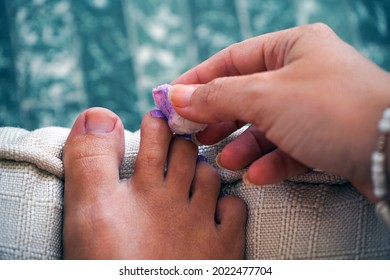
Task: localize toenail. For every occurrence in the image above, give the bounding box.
[197,155,208,163]
[150,109,167,120]
[85,108,117,133]
[176,134,192,141]
[176,134,204,146]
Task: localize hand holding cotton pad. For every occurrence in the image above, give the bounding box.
[152,84,208,134]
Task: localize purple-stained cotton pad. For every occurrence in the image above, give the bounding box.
[152,84,208,134]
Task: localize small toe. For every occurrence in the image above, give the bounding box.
[216,196,247,258]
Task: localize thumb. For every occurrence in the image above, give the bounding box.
[169,75,274,126]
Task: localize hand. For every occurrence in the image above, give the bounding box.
[169,23,390,202]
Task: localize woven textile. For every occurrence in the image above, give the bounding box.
[0,126,389,259]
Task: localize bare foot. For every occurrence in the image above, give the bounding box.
[62,107,247,259]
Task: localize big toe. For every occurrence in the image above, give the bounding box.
[63,107,125,207]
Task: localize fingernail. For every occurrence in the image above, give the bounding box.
[168,84,196,107]
[215,153,224,168]
[243,172,255,186]
[85,108,116,133]
[197,155,208,163]
[150,109,167,120]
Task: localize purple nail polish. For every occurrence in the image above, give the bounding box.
[150,109,167,120]
[152,84,208,134]
[176,134,192,141]
[197,155,208,163]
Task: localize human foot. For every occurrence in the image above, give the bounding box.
[62,107,247,259]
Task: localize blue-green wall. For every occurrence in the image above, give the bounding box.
[1,0,389,131]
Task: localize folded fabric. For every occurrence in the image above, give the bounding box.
[0,126,389,259]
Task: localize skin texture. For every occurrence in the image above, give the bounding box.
[170,23,390,203]
[62,107,247,259]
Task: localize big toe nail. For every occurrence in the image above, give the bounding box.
[63,107,125,204]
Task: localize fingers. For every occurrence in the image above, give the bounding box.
[214,127,307,185]
[169,24,338,128]
[172,36,267,85]
[195,121,246,145]
[243,149,310,186]
[63,107,125,206]
[169,27,301,126]
[169,74,276,127]
[172,24,335,86]
[217,126,275,171]
[132,110,173,186]
[172,28,292,85]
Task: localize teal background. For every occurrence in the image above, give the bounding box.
[1,0,389,132]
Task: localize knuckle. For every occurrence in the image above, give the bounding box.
[84,139,110,158]
[73,152,115,171]
[303,22,335,37]
[64,134,121,178]
[198,77,227,107]
[65,135,109,162]
[310,22,333,32]
[139,148,165,168]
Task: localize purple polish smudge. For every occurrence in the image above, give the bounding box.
[152,84,208,134]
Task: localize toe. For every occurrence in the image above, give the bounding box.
[216,196,247,227]
[216,196,247,258]
[166,136,198,196]
[132,110,172,187]
[190,161,221,217]
[63,107,125,206]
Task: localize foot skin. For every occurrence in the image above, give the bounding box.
[62,107,247,259]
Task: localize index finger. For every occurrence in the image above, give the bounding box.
[171,27,299,85]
